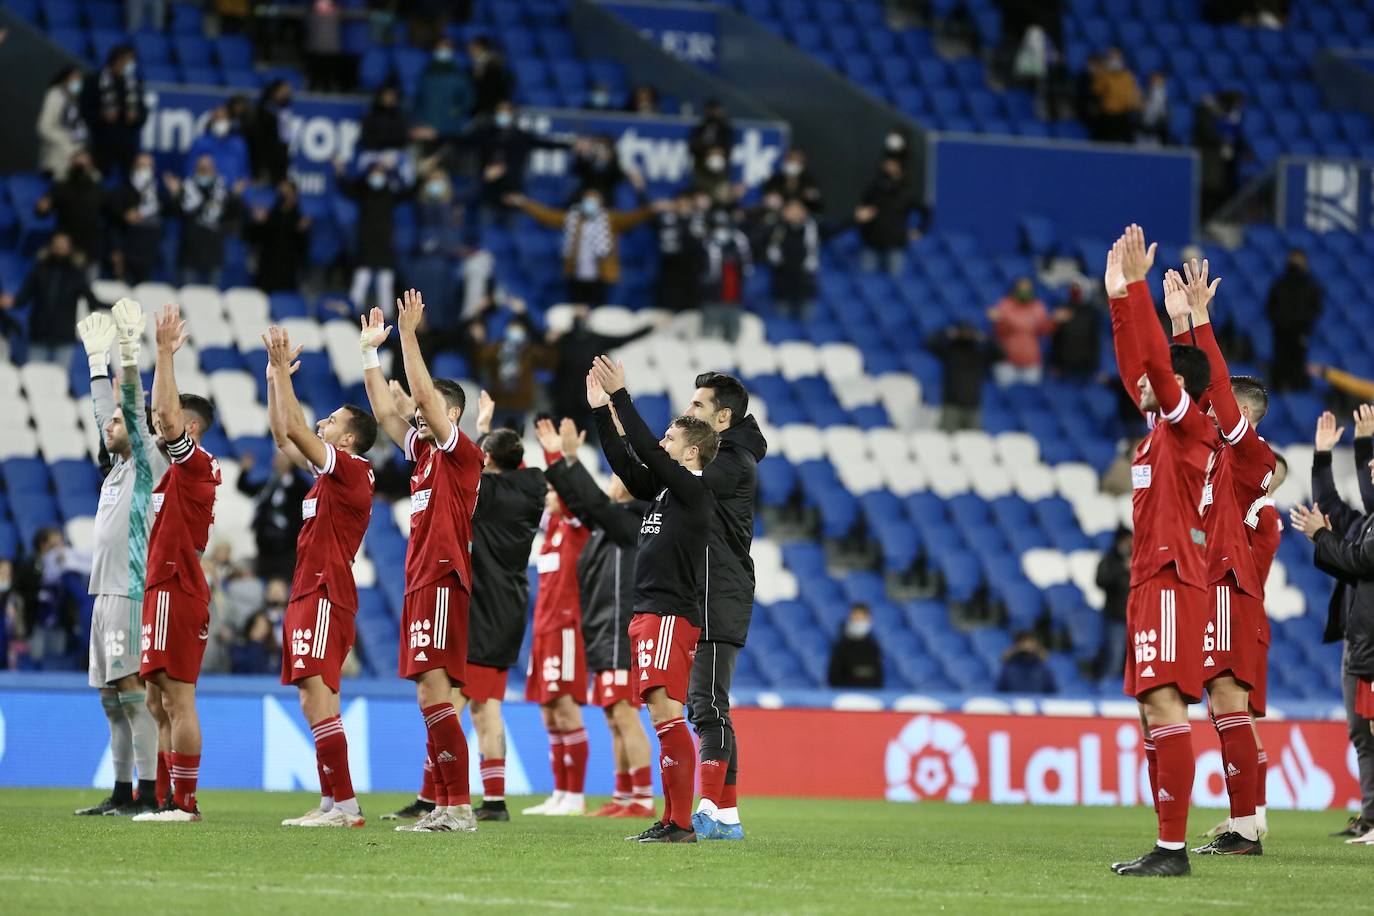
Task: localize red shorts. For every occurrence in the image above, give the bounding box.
[629,613,701,704]
[1122,566,1206,703]
[589,669,640,708]
[280,591,356,694]
[139,583,210,684]
[398,573,469,685]
[525,625,588,704]
[461,662,509,703]
[1357,679,1374,719]
[1202,579,1269,701]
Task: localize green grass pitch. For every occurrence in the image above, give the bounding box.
[1,790,1370,914]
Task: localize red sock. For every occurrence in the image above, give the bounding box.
[1215,712,1257,818]
[1256,749,1268,807]
[316,760,333,801]
[699,758,727,807]
[1150,723,1194,844]
[419,753,436,804]
[563,728,589,794]
[156,751,171,807]
[480,757,506,802]
[720,781,737,809]
[655,717,695,830]
[614,770,632,803]
[423,704,470,806]
[1143,739,1159,814]
[312,715,355,804]
[426,739,448,807]
[169,751,200,811]
[549,729,567,793]
[630,766,654,806]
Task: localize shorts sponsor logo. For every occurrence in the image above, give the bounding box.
[541,654,563,687]
[409,618,432,649]
[1132,628,1159,664]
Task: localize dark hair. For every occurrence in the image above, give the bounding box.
[671,415,720,466]
[1169,344,1211,400]
[341,404,378,454]
[107,44,133,66]
[32,526,60,554]
[850,602,871,615]
[469,35,492,51]
[180,393,216,434]
[433,379,466,416]
[52,65,82,87]
[1013,629,1037,643]
[693,372,749,426]
[1230,375,1269,424]
[482,428,525,471]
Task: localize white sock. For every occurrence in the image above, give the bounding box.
[335,797,360,815]
[716,806,741,825]
[1232,814,1259,841]
[696,798,719,817]
[319,795,335,813]
[1157,840,1185,851]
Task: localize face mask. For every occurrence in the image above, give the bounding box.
[122,61,137,78]
[211,119,230,137]
[783,160,802,177]
[67,78,82,94]
[494,112,512,128]
[707,155,726,172]
[196,174,214,187]
[367,172,386,190]
[426,179,447,198]
[505,324,527,344]
[713,228,730,243]
[132,167,152,186]
[886,133,904,151]
[845,620,872,640]
[434,48,453,62]
[590,91,610,108]
[580,197,599,215]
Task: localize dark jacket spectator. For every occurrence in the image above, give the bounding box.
[239,452,311,581]
[468,37,514,117]
[1095,527,1132,677]
[35,150,106,265]
[1049,284,1101,379]
[761,149,823,212]
[626,84,660,115]
[1194,90,1246,218]
[996,631,1057,694]
[764,199,820,319]
[37,67,89,180]
[410,168,481,329]
[688,99,735,166]
[828,604,884,688]
[169,156,244,285]
[247,181,310,292]
[415,38,474,140]
[81,45,146,177]
[229,611,280,675]
[927,322,997,431]
[692,146,737,208]
[9,233,102,349]
[341,161,413,271]
[654,195,706,312]
[106,152,168,285]
[359,86,412,155]
[249,80,293,184]
[469,103,570,209]
[186,107,252,187]
[856,156,919,273]
[1266,249,1323,392]
[570,135,642,202]
[548,305,655,435]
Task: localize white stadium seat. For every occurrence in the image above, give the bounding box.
[969,463,1013,499]
[392,499,412,536]
[778,424,824,463]
[1052,463,1100,501]
[836,459,884,494]
[910,430,953,466]
[926,462,970,498]
[279,318,324,352]
[1072,492,1121,536]
[735,339,780,377]
[0,427,38,458]
[1021,548,1069,589]
[222,287,270,321]
[776,341,821,380]
[92,279,133,304]
[1011,464,1056,501]
[818,342,864,382]
[994,431,1040,468]
[65,516,96,553]
[951,429,996,468]
[687,339,736,374]
[1067,550,1106,609]
[323,319,365,386]
[877,373,921,428]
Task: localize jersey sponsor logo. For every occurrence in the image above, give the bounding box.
[536,552,561,574]
[639,511,663,536]
[151,493,165,513]
[100,486,121,507]
[411,488,432,513]
[884,715,979,803]
[1131,466,1152,489]
[302,497,318,520]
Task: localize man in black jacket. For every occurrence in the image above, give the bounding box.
[81,45,146,179]
[682,372,768,841]
[1292,409,1374,838]
[547,305,655,439]
[1265,250,1323,392]
[544,417,656,819]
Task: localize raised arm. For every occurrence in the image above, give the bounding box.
[263,325,322,471]
[1354,405,1374,514]
[1118,226,1186,418]
[152,304,189,441]
[1105,244,1144,410]
[77,311,118,435]
[111,298,159,471]
[359,307,412,448]
[1312,411,1362,536]
[396,289,458,450]
[546,458,642,547]
[593,356,708,507]
[1177,260,1249,441]
[588,370,657,500]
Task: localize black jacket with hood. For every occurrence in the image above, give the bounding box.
[700,415,768,646]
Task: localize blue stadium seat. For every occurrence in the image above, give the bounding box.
[216,35,255,70]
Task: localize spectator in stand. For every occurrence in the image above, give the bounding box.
[246,180,310,292]
[506,187,653,308]
[186,107,251,187]
[1100,436,1142,496]
[987,277,1054,386]
[1095,527,1132,679]
[249,79,293,184]
[1088,47,1141,143]
[9,527,76,665]
[1194,90,1246,218]
[125,0,166,31]
[688,98,734,168]
[545,303,657,437]
[201,541,265,673]
[692,145,739,208]
[469,101,569,224]
[855,154,919,276]
[410,164,492,328]
[36,67,88,180]
[7,232,104,365]
[229,611,280,675]
[762,149,822,213]
[586,81,617,111]
[570,135,644,202]
[996,631,1057,694]
[927,321,996,432]
[1048,282,1100,380]
[0,559,13,668]
[700,209,753,342]
[654,192,706,313]
[468,36,514,119]
[339,157,413,316]
[414,36,473,154]
[106,152,168,285]
[827,604,884,689]
[359,85,413,159]
[166,155,244,287]
[1266,249,1323,392]
[1138,72,1171,146]
[35,150,106,271]
[304,0,348,93]
[626,84,660,115]
[467,299,553,432]
[238,450,311,581]
[765,198,820,321]
[225,93,253,135]
[81,44,146,179]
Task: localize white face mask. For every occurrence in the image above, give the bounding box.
[67,78,82,95]
[132,167,153,186]
[845,619,873,640]
[211,119,230,137]
[886,133,904,151]
[783,160,802,177]
[494,112,512,128]
[707,155,726,172]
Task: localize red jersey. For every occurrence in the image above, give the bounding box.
[532,510,590,635]
[290,443,375,612]
[146,433,221,602]
[404,424,482,595]
[1245,499,1283,588]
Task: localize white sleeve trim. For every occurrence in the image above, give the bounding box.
[1160,390,1191,425]
[166,432,195,464]
[1223,414,1249,445]
[404,426,419,462]
[312,443,337,477]
[436,421,459,453]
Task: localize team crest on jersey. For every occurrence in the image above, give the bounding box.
[1191,528,1206,546]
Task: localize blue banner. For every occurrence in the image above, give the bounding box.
[1278,157,1366,233]
[930,135,1198,250]
[140,86,787,201]
[601,1,722,71]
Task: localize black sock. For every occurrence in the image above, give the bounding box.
[113,781,134,803]
[481,799,507,810]
[137,779,157,802]
[416,799,436,811]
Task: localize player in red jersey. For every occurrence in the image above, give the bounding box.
[1160,260,1275,856]
[263,325,378,829]
[132,305,222,823]
[522,419,593,816]
[362,291,483,834]
[1105,227,1218,877]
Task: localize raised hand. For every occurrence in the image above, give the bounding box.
[1104,244,1127,300]
[591,354,627,395]
[586,371,609,409]
[1356,404,1374,439]
[77,312,116,357]
[1162,269,1189,322]
[112,297,146,344]
[154,303,188,353]
[559,417,585,458]
[1182,258,1220,314]
[1118,224,1157,284]
[534,417,561,454]
[388,379,416,419]
[1315,411,1346,452]
[261,325,302,375]
[476,389,495,435]
[359,307,391,350]
[1289,504,1331,541]
[395,288,425,335]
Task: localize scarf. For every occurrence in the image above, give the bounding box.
[182,177,228,229]
[563,209,611,280]
[131,171,161,223]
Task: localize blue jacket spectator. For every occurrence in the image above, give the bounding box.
[996,631,1058,694]
[415,38,473,141]
[186,108,251,187]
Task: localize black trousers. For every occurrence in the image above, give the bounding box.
[688,640,739,789]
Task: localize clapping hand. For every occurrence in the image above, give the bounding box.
[586,371,609,409]
[1354,404,1374,439]
[359,307,391,350]
[1162,269,1189,323]
[1182,258,1220,314]
[559,418,585,459]
[534,417,561,454]
[1290,504,1332,541]
[261,325,303,376]
[590,354,626,396]
[1314,411,1346,452]
[1103,243,1127,300]
[476,389,495,435]
[388,380,416,419]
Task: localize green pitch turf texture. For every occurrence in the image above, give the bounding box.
[2,790,1370,914]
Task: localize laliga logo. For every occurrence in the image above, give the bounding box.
[885,715,979,803]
